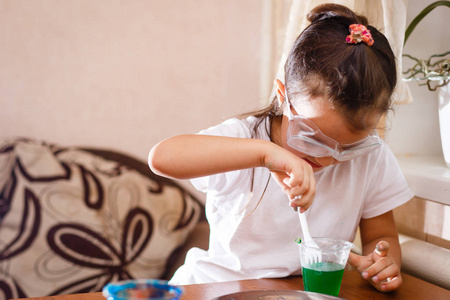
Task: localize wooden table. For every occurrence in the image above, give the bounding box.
[11,270,450,300]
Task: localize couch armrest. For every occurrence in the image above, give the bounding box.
[399,234,450,290]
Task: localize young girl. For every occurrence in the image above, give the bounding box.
[149,3,413,293]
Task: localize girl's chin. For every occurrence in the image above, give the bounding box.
[288,147,324,170]
[305,159,322,170]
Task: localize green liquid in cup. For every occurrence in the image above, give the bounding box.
[302,261,345,297]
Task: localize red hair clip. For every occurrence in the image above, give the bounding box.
[346,24,374,46]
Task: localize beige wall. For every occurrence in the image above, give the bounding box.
[3,0,447,161]
[1,0,263,161]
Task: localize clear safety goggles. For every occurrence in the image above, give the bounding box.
[284,94,382,161]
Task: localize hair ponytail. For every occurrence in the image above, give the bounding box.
[307,3,365,25]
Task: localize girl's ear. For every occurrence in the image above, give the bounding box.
[274,79,286,106]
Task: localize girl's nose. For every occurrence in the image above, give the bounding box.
[315,156,336,167]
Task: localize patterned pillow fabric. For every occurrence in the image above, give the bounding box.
[0,138,203,299]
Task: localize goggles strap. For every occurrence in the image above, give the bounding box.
[284,92,295,121]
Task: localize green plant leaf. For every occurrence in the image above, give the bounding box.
[404,1,450,45]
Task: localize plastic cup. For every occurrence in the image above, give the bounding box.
[298,238,354,297]
[102,279,183,300]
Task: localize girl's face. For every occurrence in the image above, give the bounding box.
[279,95,382,172]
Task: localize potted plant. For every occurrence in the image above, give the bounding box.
[402,1,450,167]
[402,0,449,91]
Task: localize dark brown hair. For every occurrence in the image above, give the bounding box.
[248,3,397,137]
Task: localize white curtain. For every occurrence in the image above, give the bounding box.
[259,0,412,106]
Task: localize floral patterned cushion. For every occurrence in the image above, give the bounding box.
[0,138,203,299]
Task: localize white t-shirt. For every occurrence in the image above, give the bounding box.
[169,116,413,285]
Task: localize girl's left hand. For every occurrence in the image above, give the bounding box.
[347,241,402,292]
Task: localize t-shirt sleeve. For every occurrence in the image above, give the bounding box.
[361,143,414,219]
[189,118,254,194]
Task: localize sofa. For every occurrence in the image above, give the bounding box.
[0,138,209,299]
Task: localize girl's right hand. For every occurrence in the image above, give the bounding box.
[264,148,316,212]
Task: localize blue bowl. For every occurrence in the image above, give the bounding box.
[103,279,183,300]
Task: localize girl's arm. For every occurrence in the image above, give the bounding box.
[348,211,403,292]
[149,134,276,179]
[360,210,401,267]
[148,134,315,211]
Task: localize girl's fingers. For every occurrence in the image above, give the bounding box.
[379,274,403,292]
[374,241,389,256]
[271,171,289,188]
[287,169,314,197]
[283,170,311,198]
[362,256,391,280]
[272,157,315,211]
[283,169,306,188]
[283,159,312,187]
[362,241,391,278]
[289,175,315,211]
[362,260,402,292]
[347,252,363,271]
[289,195,309,210]
[347,241,401,293]
[368,262,400,284]
[301,179,316,211]
[288,182,310,198]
